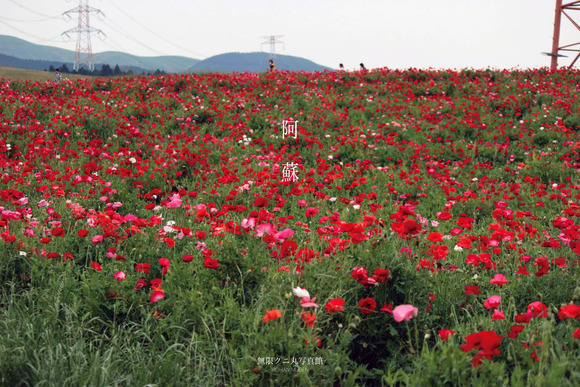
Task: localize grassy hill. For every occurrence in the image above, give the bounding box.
[0,66,92,82]
[0,35,200,73]
[189,52,334,73]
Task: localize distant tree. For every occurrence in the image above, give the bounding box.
[101,64,113,77]
[60,64,70,73]
[113,64,121,76]
[48,65,55,72]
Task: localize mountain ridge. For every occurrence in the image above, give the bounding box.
[0,35,334,74]
[0,35,199,73]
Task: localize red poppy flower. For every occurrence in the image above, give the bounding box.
[371,268,390,283]
[514,313,532,323]
[135,278,147,290]
[438,329,455,341]
[253,197,269,207]
[51,227,65,237]
[78,229,89,238]
[461,330,503,367]
[305,207,320,218]
[436,212,452,221]
[182,254,194,262]
[358,297,377,314]
[507,325,525,339]
[515,265,530,275]
[90,262,102,271]
[301,312,316,328]
[465,285,482,295]
[165,237,175,248]
[325,298,345,313]
[262,309,282,322]
[427,232,444,242]
[380,302,393,315]
[135,263,150,273]
[558,304,580,320]
[527,301,548,318]
[204,258,220,269]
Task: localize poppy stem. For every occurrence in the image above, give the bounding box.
[406,321,414,354]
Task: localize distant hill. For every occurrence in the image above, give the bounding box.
[0,35,200,73]
[0,53,150,75]
[189,52,333,73]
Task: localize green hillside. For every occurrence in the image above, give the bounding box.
[189,52,333,73]
[0,35,200,73]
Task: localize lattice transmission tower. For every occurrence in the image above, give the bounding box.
[261,35,284,67]
[547,0,580,69]
[62,0,105,71]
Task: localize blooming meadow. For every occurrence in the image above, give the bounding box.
[0,68,579,385]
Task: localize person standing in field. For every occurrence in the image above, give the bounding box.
[55,68,62,83]
[269,59,275,72]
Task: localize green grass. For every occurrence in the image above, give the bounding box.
[0,66,92,82]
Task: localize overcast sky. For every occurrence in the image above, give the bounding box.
[0,0,576,70]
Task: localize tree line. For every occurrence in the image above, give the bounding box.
[46,64,166,77]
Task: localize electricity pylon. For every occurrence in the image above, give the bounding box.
[261,35,284,67]
[62,0,105,71]
[547,0,580,69]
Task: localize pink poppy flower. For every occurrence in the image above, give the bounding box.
[491,309,505,321]
[241,217,256,230]
[256,223,275,237]
[151,291,166,303]
[484,295,501,310]
[393,304,418,322]
[166,194,182,209]
[275,228,294,241]
[300,296,319,308]
[92,235,103,244]
[490,274,508,287]
[114,271,126,281]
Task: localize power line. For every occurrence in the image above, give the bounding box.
[0,15,60,23]
[103,0,206,58]
[100,18,164,56]
[0,18,63,44]
[8,0,61,20]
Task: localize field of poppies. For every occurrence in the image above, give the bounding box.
[0,67,579,386]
